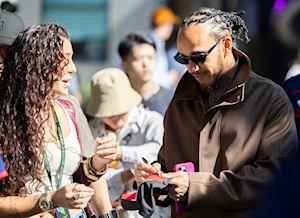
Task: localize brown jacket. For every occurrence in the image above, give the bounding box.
[158,48,298,218]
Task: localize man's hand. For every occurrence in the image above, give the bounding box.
[134,161,161,186]
[164,171,190,202]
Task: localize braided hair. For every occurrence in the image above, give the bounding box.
[182,7,250,43]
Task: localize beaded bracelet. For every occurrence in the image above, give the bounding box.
[83,156,108,181]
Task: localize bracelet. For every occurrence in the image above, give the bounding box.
[88,156,108,175]
[99,209,119,218]
[83,156,108,181]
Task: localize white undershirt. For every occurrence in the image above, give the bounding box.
[21,101,81,195]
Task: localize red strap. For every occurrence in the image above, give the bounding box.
[57,99,95,218]
[57,99,83,161]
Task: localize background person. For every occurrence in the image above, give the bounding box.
[166,27,186,79]
[0,9,24,180]
[0,9,24,73]
[284,50,300,81]
[147,6,181,90]
[118,31,173,116]
[134,7,297,218]
[86,68,164,218]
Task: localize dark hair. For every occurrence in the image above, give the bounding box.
[118,32,156,60]
[182,7,250,43]
[0,23,69,195]
[1,1,17,12]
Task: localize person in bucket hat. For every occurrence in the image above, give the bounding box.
[87,67,164,218]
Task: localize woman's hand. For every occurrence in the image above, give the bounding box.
[51,183,94,209]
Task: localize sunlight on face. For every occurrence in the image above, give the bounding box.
[52,37,77,96]
[122,43,155,84]
[177,25,225,86]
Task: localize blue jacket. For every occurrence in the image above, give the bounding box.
[282,74,300,139]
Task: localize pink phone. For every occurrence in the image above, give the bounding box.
[174,162,195,213]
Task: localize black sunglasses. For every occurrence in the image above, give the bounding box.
[174,36,225,65]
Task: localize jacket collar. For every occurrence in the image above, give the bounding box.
[173,47,251,107]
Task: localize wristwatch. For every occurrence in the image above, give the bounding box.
[99,209,119,218]
[38,192,54,212]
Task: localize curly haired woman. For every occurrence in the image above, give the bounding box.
[0,23,117,218]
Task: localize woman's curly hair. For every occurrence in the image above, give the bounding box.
[0,23,69,195]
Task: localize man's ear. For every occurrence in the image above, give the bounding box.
[223,37,232,56]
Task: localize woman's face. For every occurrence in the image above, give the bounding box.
[101,112,130,131]
[52,37,77,96]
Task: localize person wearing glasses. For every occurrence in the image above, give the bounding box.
[134,7,297,218]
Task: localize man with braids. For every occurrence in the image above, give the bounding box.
[134,7,298,218]
[0,23,119,218]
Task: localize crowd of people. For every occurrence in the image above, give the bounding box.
[0,4,299,218]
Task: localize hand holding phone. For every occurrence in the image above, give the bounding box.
[173,162,194,214]
[174,162,195,173]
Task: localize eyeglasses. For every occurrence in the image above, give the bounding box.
[174,36,225,65]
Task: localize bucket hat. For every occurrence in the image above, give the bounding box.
[86,67,142,118]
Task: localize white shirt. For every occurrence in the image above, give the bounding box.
[21,101,81,195]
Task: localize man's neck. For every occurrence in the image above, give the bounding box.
[200,54,239,93]
[131,80,156,98]
[223,53,237,75]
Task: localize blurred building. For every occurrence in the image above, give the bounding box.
[13,0,163,85]
[7,0,300,96]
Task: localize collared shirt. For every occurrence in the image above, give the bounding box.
[201,56,240,110]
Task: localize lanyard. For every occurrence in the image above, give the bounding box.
[44,111,66,190]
